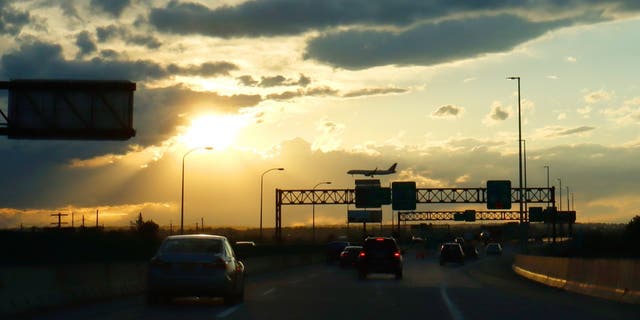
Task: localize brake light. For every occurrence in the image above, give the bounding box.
[358,251,366,257]
[376,238,385,241]
[393,252,401,258]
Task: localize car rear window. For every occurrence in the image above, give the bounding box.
[364,239,397,253]
[160,238,222,254]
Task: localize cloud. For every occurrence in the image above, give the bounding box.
[265,86,339,101]
[566,56,577,62]
[0,0,31,35]
[431,105,464,119]
[133,84,262,147]
[577,105,592,118]
[312,119,345,152]
[90,0,130,17]
[148,1,640,69]
[557,112,567,120]
[304,14,567,69]
[237,74,311,88]
[483,101,511,125]
[584,89,613,104]
[75,31,97,58]
[96,24,162,49]
[342,87,407,98]
[535,125,596,138]
[0,41,237,81]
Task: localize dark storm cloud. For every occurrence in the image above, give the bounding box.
[432,105,463,118]
[96,25,162,49]
[75,31,97,57]
[0,41,237,81]
[148,1,640,69]
[60,1,82,20]
[0,0,31,35]
[90,0,131,17]
[148,0,624,38]
[304,14,568,69]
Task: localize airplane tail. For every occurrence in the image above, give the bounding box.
[389,163,397,172]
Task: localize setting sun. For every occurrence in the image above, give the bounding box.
[180,114,249,150]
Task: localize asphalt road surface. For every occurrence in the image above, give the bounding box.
[20,247,640,320]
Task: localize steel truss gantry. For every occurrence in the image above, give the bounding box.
[398,210,522,222]
[274,187,554,241]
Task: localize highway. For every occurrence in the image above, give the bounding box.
[23,247,640,320]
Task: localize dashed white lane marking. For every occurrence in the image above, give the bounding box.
[217,304,242,318]
[262,288,276,296]
[440,283,464,320]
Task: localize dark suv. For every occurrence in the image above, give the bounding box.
[357,237,403,280]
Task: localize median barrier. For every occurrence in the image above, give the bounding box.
[513,254,640,304]
[0,252,323,317]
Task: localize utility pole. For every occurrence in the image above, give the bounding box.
[71,212,74,228]
[50,212,69,228]
[201,217,204,232]
[96,209,99,228]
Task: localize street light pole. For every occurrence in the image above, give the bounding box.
[544,165,550,207]
[260,167,284,239]
[508,76,523,224]
[557,178,562,211]
[181,146,213,234]
[522,139,528,212]
[312,181,332,243]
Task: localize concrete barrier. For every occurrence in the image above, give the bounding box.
[0,253,323,317]
[513,254,640,304]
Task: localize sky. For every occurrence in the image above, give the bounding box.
[1,0,639,229]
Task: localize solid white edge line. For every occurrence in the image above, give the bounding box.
[217,304,242,318]
[440,284,464,320]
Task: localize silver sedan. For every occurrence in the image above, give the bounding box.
[147,234,245,305]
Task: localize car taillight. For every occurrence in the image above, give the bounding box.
[393,252,401,258]
[376,238,385,241]
[358,251,366,258]
[340,252,347,257]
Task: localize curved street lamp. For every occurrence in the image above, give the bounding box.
[181,146,213,234]
[312,181,332,242]
[260,167,284,239]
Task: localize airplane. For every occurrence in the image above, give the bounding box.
[347,163,397,177]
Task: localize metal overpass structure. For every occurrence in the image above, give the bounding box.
[274,186,555,241]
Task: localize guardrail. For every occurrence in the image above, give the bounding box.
[0,252,323,317]
[513,254,640,304]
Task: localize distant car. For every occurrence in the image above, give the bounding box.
[357,237,403,280]
[440,242,465,266]
[339,245,363,268]
[326,241,351,263]
[147,234,245,305]
[485,242,503,256]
